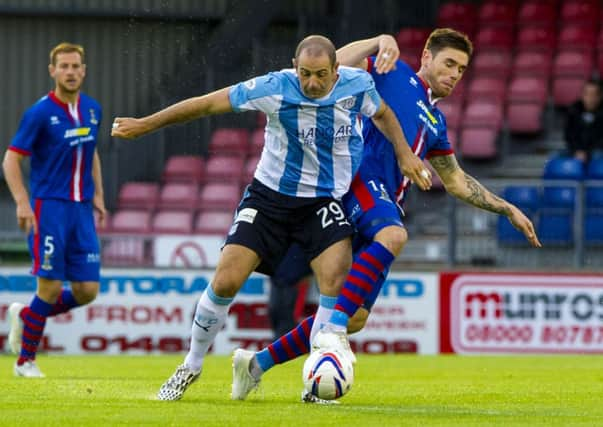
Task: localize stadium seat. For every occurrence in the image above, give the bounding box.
[584,213,603,244]
[512,51,553,77]
[506,102,544,134]
[395,28,431,52]
[558,25,597,52]
[161,155,205,184]
[517,1,557,28]
[158,182,198,211]
[437,2,477,36]
[250,128,265,155]
[553,51,594,78]
[587,158,603,179]
[497,185,540,245]
[243,155,261,184]
[516,26,557,52]
[459,127,498,159]
[203,154,245,183]
[537,212,574,245]
[398,50,421,71]
[152,210,193,234]
[467,77,507,103]
[472,51,512,80]
[507,77,548,105]
[474,28,514,51]
[478,1,517,28]
[553,77,588,107]
[110,210,152,234]
[561,0,600,29]
[586,186,603,208]
[195,210,234,235]
[543,157,585,180]
[208,128,250,157]
[102,238,148,266]
[436,100,463,130]
[198,182,242,211]
[462,100,504,130]
[117,182,160,210]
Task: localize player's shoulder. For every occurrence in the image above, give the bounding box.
[22,93,53,118]
[79,92,102,110]
[337,66,375,91]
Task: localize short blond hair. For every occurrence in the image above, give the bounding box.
[49,42,85,65]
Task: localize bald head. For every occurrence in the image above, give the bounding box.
[294,35,336,67]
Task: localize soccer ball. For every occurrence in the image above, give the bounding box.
[302,348,354,400]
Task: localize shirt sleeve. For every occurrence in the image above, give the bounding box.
[9,106,42,156]
[359,73,382,118]
[425,113,454,159]
[229,72,283,114]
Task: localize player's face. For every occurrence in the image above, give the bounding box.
[294,51,338,99]
[49,52,86,94]
[422,47,468,98]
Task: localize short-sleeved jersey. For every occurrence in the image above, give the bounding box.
[229,66,381,199]
[359,57,453,207]
[9,91,102,202]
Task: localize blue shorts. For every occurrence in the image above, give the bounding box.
[342,174,403,312]
[28,199,100,282]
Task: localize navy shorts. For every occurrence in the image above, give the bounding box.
[28,199,100,282]
[225,179,354,275]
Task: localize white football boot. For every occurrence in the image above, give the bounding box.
[157,364,200,401]
[14,360,45,378]
[231,348,261,400]
[8,302,25,354]
[301,390,341,405]
[311,327,357,364]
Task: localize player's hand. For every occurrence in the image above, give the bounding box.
[93,193,107,228]
[507,204,542,248]
[374,34,399,74]
[399,154,432,191]
[16,202,37,235]
[111,117,150,139]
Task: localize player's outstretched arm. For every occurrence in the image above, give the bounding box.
[2,150,37,235]
[336,34,399,74]
[371,101,432,191]
[430,154,542,247]
[111,87,233,139]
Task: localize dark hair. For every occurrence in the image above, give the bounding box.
[425,28,473,59]
[295,35,336,67]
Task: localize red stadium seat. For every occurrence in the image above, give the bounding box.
[553,77,587,107]
[198,182,242,211]
[203,154,245,183]
[250,128,265,155]
[478,1,517,28]
[162,155,205,184]
[507,77,548,105]
[195,210,234,235]
[517,1,557,28]
[467,77,507,103]
[102,238,148,266]
[462,100,504,130]
[459,128,498,159]
[512,51,553,77]
[117,182,160,210]
[395,28,431,51]
[437,2,477,36]
[471,51,512,80]
[474,28,514,51]
[152,210,193,234]
[553,50,594,78]
[516,26,557,52]
[561,1,600,29]
[506,103,544,134]
[158,182,198,211]
[243,155,260,184]
[558,25,597,52]
[208,128,249,157]
[111,210,152,234]
[437,100,463,131]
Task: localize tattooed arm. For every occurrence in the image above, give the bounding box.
[429,154,542,247]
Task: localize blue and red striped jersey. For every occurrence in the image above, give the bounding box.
[9,91,102,202]
[359,57,453,206]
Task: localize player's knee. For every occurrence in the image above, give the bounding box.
[347,308,369,334]
[211,270,245,298]
[376,226,408,256]
[71,282,99,305]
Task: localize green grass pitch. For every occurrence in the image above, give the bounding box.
[0,354,601,426]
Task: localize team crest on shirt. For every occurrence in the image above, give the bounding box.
[244,78,257,90]
[89,109,98,125]
[41,253,53,271]
[337,96,356,110]
[50,116,60,125]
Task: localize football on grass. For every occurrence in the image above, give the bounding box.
[302,348,354,400]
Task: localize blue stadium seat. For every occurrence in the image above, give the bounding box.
[542,186,575,208]
[497,186,539,245]
[543,156,585,180]
[586,187,603,208]
[587,158,603,180]
[585,213,603,244]
[538,212,573,246]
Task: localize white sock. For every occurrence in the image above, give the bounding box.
[309,294,337,343]
[184,285,233,372]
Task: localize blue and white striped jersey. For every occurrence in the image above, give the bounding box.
[229,66,381,199]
